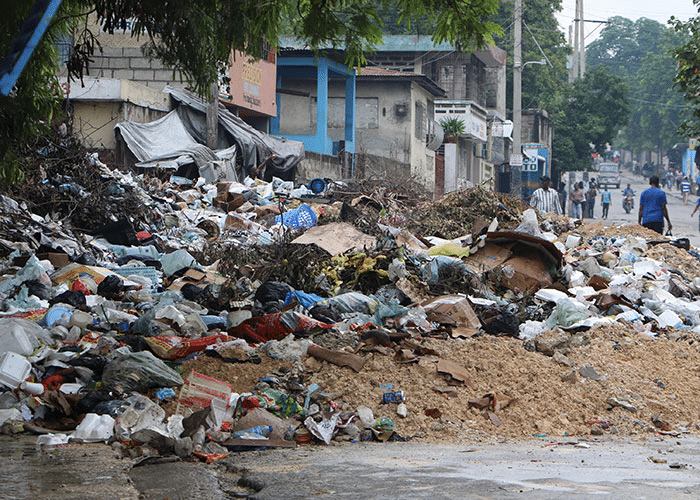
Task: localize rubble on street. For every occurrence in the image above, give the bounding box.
[3,137,700,468]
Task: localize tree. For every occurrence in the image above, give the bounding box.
[550,65,629,173]
[489,0,570,112]
[1,0,503,180]
[586,16,687,153]
[671,2,700,136]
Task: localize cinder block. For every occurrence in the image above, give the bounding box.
[123,47,145,58]
[109,57,131,69]
[112,69,134,80]
[133,69,155,80]
[130,57,152,69]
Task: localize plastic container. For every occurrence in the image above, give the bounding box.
[69,310,93,329]
[308,178,327,194]
[274,204,317,229]
[0,352,32,389]
[71,413,115,442]
[0,324,33,356]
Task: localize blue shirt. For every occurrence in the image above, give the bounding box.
[601,190,611,204]
[640,187,667,224]
[682,180,691,193]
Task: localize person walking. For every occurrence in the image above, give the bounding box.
[530,176,563,215]
[585,181,597,218]
[600,187,611,219]
[681,176,691,204]
[691,194,700,233]
[638,175,672,235]
[571,182,585,220]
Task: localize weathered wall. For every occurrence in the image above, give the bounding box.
[278,77,437,191]
[58,15,188,91]
[296,151,345,184]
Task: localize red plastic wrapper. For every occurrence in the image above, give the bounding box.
[229,311,334,344]
[145,334,228,360]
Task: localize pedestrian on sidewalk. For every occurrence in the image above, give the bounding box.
[681,176,691,204]
[530,176,562,215]
[571,182,585,220]
[691,195,700,233]
[600,186,611,219]
[585,181,597,218]
[639,175,672,235]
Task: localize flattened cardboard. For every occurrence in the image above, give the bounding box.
[292,222,376,256]
[464,241,512,272]
[422,295,481,330]
[501,254,552,293]
[437,358,470,385]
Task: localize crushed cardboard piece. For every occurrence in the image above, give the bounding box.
[168,268,226,291]
[307,345,365,372]
[437,358,471,386]
[486,411,502,426]
[422,295,481,330]
[291,222,376,256]
[432,386,458,398]
[501,254,553,293]
[464,241,512,272]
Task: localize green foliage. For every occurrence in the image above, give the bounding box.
[551,66,629,173]
[89,0,501,96]
[489,0,571,112]
[439,116,465,136]
[671,3,700,136]
[1,0,503,182]
[587,16,688,151]
[0,2,77,183]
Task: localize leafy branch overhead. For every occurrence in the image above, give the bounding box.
[88,0,502,97]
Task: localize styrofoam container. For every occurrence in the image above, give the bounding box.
[0,325,33,356]
[0,352,32,389]
[71,413,115,442]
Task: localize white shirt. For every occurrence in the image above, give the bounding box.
[530,187,562,215]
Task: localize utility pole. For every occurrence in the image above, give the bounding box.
[578,0,585,77]
[513,0,522,161]
[206,81,218,149]
[572,0,579,81]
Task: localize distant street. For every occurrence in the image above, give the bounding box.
[578,169,700,247]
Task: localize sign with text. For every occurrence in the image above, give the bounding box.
[228,50,277,116]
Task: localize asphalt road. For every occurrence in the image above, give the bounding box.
[4,434,700,499]
[584,169,700,247]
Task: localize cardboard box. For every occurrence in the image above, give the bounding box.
[13,252,71,269]
[213,192,246,213]
[421,294,481,330]
[501,254,553,293]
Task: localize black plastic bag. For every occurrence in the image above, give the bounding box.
[97,274,124,295]
[50,290,86,308]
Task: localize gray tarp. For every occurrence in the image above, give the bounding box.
[165,86,304,178]
[115,85,304,181]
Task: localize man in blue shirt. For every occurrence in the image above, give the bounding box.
[600,187,611,219]
[638,175,672,235]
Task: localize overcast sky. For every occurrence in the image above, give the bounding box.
[555,0,700,43]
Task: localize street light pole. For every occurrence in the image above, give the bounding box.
[513,0,522,161]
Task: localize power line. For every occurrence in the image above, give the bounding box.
[628,96,688,108]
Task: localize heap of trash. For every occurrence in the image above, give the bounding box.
[2,141,700,464]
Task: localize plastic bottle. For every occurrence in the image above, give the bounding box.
[230,425,272,439]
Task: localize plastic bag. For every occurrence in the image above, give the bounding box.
[145,334,228,360]
[102,351,184,393]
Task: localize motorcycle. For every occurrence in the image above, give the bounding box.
[623,195,634,214]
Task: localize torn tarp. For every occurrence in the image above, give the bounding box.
[115,86,304,182]
[165,86,305,179]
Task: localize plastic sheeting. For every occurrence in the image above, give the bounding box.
[114,86,304,182]
[165,86,304,179]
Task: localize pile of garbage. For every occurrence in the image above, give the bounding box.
[2,140,700,463]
